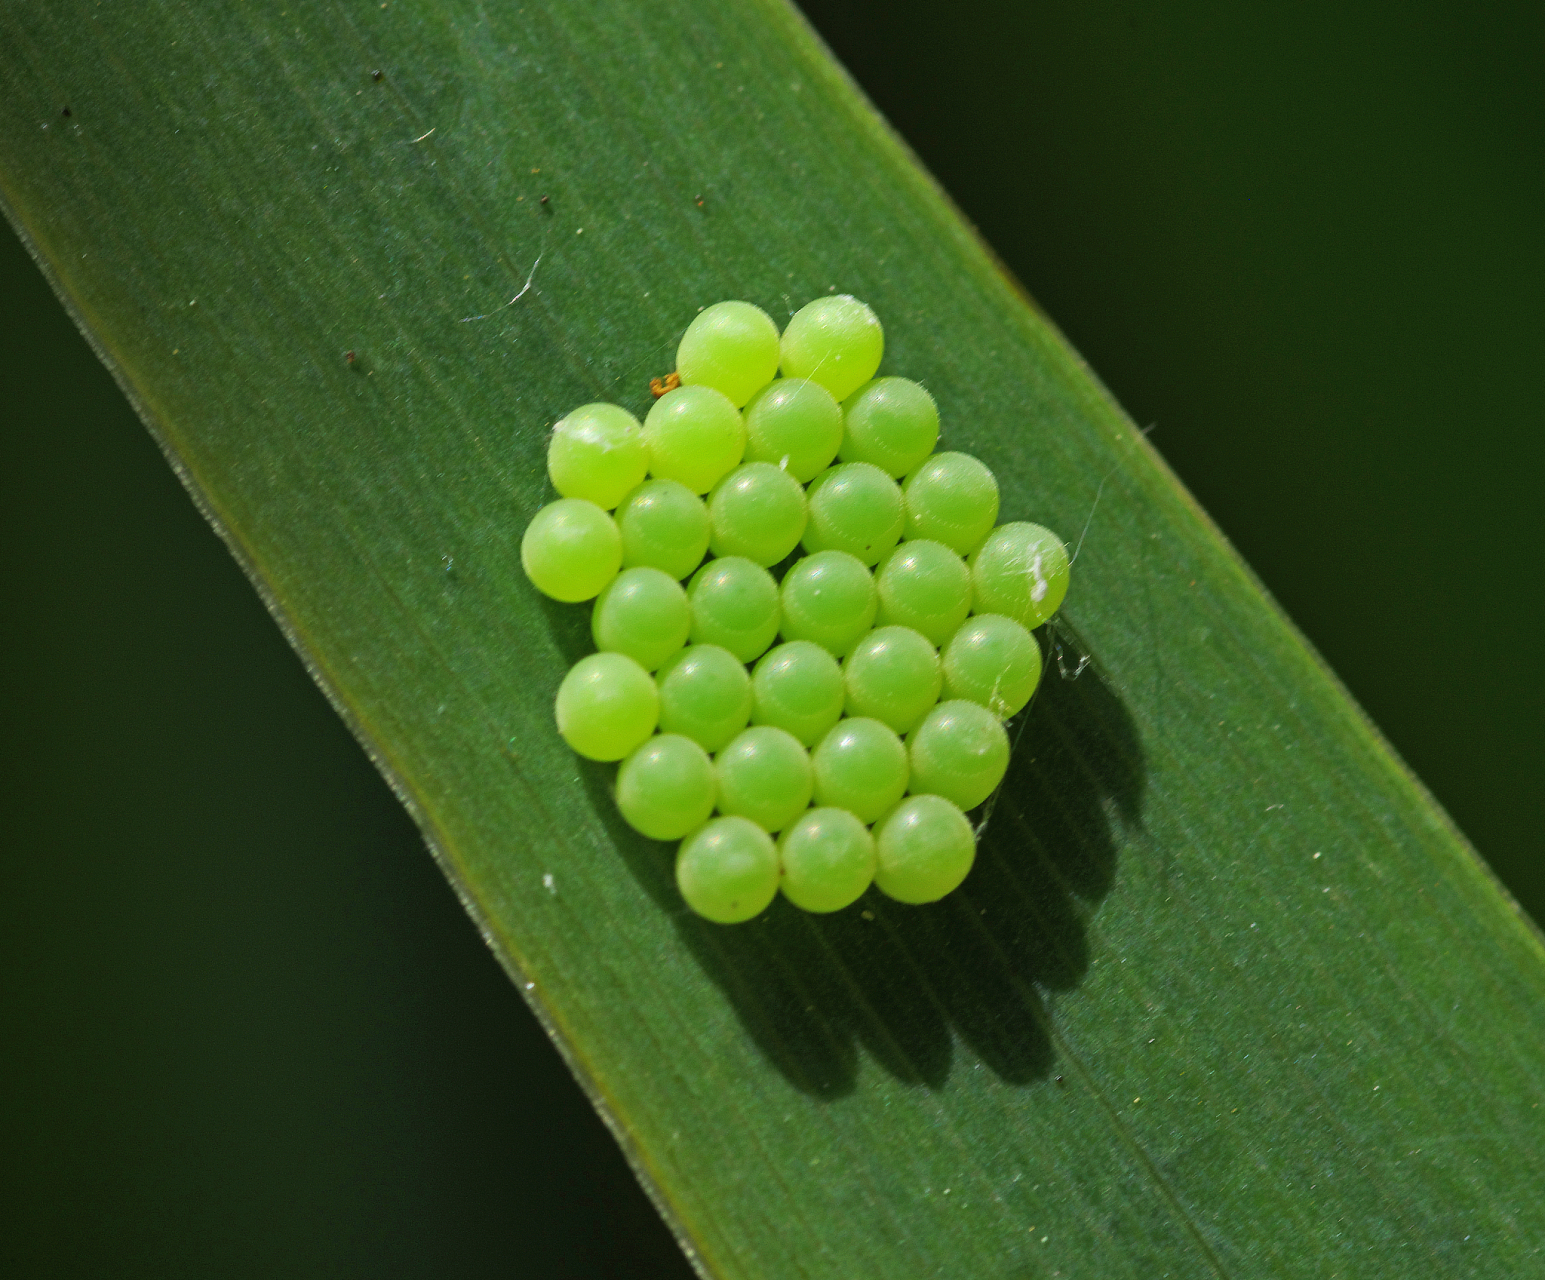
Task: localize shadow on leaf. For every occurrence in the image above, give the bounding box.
[586,633,1144,1098]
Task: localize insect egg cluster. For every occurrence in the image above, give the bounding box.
[521,297,1071,924]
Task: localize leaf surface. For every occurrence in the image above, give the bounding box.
[3,2,1542,1275]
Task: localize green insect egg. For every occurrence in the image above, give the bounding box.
[615,478,711,581]
[901,452,1000,555]
[750,641,845,747]
[839,378,939,478]
[969,522,1071,628]
[590,566,692,672]
[714,725,814,834]
[676,816,781,924]
[907,699,1011,811]
[644,384,746,494]
[675,300,781,408]
[873,539,972,646]
[779,295,884,402]
[547,402,648,510]
[554,652,659,762]
[656,644,753,752]
[842,625,943,735]
[687,556,781,663]
[941,613,1042,718]
[778,550,878,658]
[615,734,717,841]
[521,497,622,603]
[707,462,808,567]
[742,378,844,482]
[873,795,976,904]
[778,808,876,913]
[810,717,909,824]
[801,461,904,566]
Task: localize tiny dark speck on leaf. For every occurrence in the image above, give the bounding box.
[61,106,71,117]
[371,69,384,81]
[345,350,356,365]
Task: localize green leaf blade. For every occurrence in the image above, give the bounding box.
[4,1,1542,1275]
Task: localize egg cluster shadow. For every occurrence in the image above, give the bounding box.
[585,637,1144,1097]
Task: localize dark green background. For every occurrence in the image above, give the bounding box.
[2,1,1539,1275]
